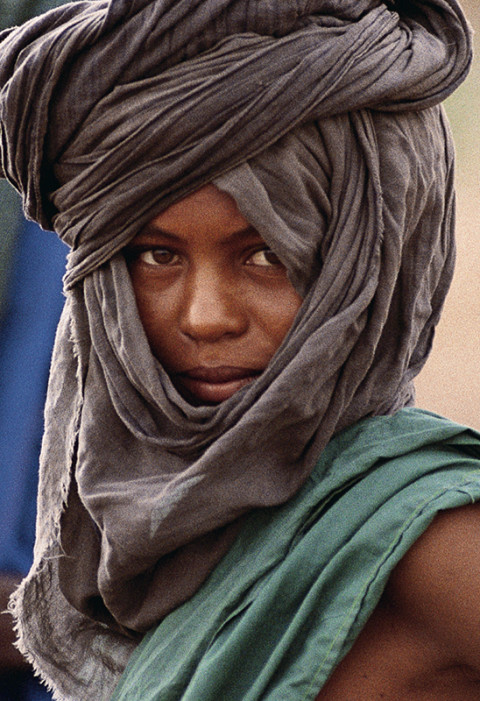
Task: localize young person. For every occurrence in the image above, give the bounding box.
[1,1,480,698]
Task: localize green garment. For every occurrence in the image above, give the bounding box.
[0,181,21,320]
[112,408,480,701]
[0,0,65,30]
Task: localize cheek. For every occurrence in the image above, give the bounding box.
[131,283,176,360]
[256,286,303,348]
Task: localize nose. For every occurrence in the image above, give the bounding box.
[179,269,248,342]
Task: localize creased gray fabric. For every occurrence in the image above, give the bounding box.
[0,0,471,282]
[0,0,471,698]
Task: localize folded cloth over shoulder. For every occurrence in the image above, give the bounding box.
[0,0,473,698]
[113,410,480,701]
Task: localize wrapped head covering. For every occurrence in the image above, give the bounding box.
[0,0,471,697]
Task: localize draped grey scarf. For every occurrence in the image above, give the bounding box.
[0,0,471,698]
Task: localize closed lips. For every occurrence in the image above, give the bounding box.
[178,367,263,382]
[174,367,263,404]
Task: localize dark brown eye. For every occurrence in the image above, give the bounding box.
[246,248,282,267]
[139,249,180,266]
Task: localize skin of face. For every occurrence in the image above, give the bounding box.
[125,184,303,405]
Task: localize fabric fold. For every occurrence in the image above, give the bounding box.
[98,411,480,700]
[0,0,471,284]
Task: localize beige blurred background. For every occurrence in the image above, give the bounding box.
[416,0,480,428]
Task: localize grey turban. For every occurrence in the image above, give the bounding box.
[0,0,471,696]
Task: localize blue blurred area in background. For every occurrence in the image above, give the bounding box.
[0,222,67,575]
[0,222,67,699]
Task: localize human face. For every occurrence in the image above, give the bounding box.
[125,184,302,405]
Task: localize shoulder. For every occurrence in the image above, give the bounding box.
[386,503,480,676]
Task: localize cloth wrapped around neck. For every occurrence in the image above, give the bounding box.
[0,0,472,697]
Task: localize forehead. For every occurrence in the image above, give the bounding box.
[144,184,251,242]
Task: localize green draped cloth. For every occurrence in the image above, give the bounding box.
[112,408,480,701]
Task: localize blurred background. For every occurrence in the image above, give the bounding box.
[0,8,67,701]
[416,0,480,429]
